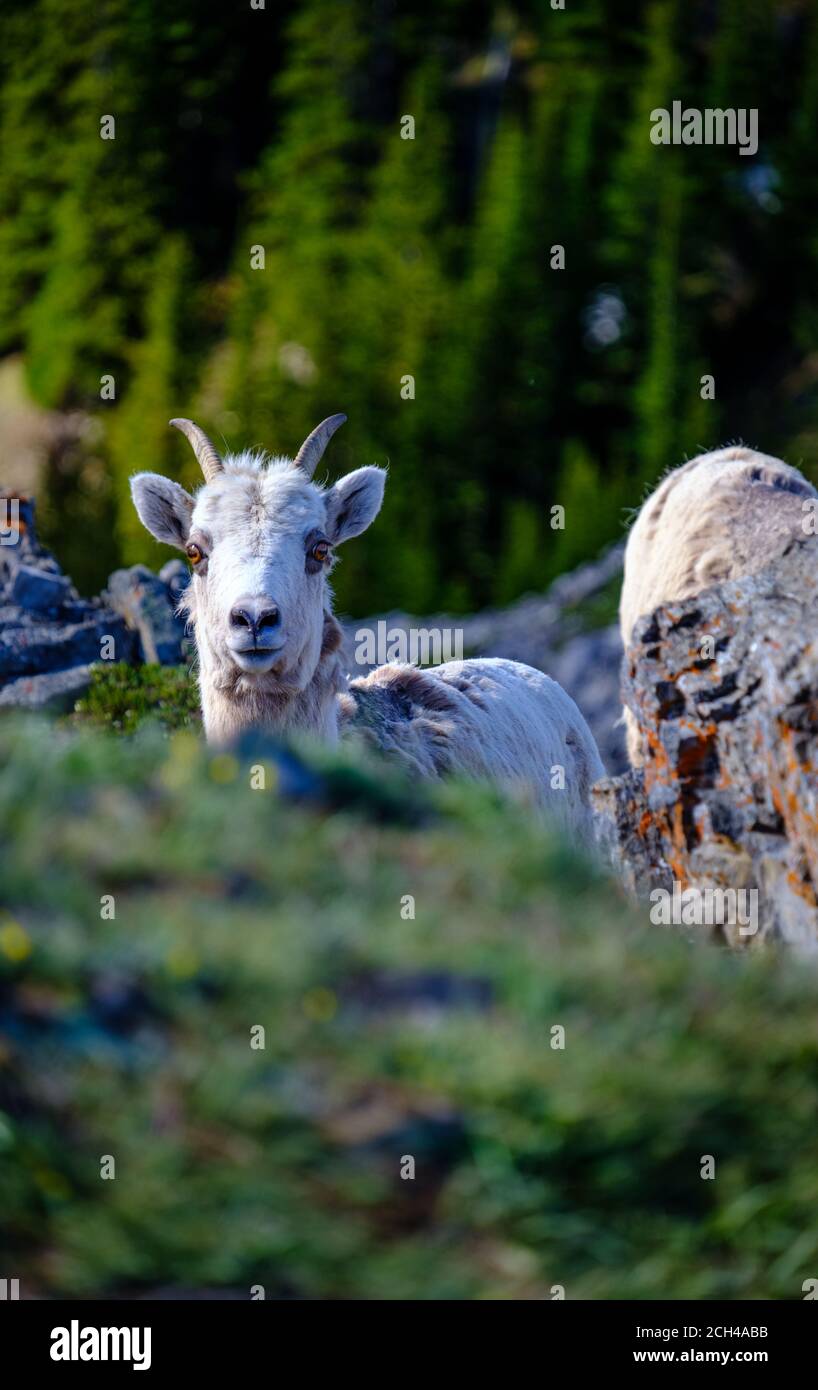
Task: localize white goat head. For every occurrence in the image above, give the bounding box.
[131,415,385,698]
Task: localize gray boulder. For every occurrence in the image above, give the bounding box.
[0,492,139,702]
[104,564,189,666]
[11,564,71,612]
[0,612,137,679]
[159,559,189,607]
[0,664,96,712]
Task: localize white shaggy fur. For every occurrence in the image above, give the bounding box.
[131,430,605,840]
[342,656,605,839]
[620,444,818,764]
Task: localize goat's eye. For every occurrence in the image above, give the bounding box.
[186,542,204,565]
[310,540,331,564]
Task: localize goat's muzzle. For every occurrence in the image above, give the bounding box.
[226,594,285,674]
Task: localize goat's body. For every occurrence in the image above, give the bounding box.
[342,657,606,840]
[620,445,818,763]
[201,630,605,842]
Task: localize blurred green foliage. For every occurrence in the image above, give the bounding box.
[1,713,818,1298]
[3,0,818,607]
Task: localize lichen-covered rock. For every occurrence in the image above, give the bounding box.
[591,769,672,900]
[594,535,818,948]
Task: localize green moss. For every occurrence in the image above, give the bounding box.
[72,663,200,733]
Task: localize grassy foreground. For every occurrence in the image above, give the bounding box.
[1,693,818,1300]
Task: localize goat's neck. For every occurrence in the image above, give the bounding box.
[196,612,348,746]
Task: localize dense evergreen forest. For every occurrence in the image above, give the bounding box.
[1,0,817,612]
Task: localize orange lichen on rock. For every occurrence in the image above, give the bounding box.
[604,534,818,944]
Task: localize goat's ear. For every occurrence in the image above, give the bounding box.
[324,466,386,544]
[130,473,195,550]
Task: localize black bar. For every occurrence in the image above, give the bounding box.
[3,1298,810,1376]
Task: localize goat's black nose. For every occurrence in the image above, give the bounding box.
[230,599,280,639]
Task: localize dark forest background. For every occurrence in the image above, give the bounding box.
[2,0,818,614]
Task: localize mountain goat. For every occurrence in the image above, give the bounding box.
[131,415,605,840]
[620,444,818,764]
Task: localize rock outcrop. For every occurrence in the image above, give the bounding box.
[0,493,186,709]
[594,535,818,949]
[0,495,136,708]
[104,562,189,665]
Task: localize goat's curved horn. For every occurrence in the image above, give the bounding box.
[169,418,224,484]
[292,413,347,479]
